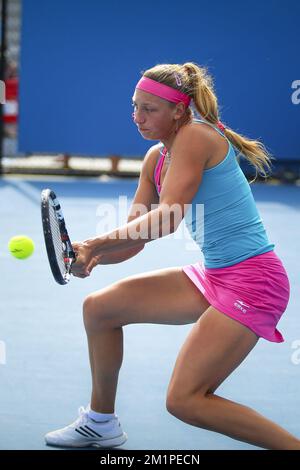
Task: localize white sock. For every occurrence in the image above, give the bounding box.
[88,406,116,423]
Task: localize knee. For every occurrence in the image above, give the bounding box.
[83,294,98,330]
[166,381,190,419]
[166,390,208,426]
[83,292,113,332]
[166,393,189,420]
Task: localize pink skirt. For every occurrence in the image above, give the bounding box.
[182,251,290,343]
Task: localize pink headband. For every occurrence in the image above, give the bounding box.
[136,76,191,108]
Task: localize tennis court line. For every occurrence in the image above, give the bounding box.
[7,179,41,206]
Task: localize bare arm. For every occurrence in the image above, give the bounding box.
[96,245,143,265]
[87,125,209,256]
[96,145,160,264]
[71,126,210,277]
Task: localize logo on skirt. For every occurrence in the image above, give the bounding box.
[234,300,250,314]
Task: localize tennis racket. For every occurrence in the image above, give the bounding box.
[41,188,76,285]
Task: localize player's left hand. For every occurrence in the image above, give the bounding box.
[71,241,101,278]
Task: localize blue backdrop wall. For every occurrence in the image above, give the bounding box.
[19,0,300,159]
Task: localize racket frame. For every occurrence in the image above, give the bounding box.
[41,188,76,285]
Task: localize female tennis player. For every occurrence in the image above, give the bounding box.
[45,62,299,450]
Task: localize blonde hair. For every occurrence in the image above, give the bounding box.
[143,62,273,180]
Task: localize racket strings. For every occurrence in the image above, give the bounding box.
[49,201,66,276]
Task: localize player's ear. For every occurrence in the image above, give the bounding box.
[174,102,186,119]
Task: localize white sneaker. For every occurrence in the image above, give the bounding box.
[45,406,128,448]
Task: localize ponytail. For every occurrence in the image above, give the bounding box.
[183,62,272,180]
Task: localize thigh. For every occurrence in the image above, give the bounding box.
[88,267,211,327]
[167,306,259,397]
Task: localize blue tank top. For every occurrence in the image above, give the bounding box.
[154,119,274,268]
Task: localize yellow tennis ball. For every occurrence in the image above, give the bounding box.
[8,235,35,260]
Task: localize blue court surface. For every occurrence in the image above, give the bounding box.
[0,175,299,450]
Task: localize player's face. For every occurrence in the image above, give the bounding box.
[132,90,176,141]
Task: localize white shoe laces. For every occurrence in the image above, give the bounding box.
[70,406,89,429]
